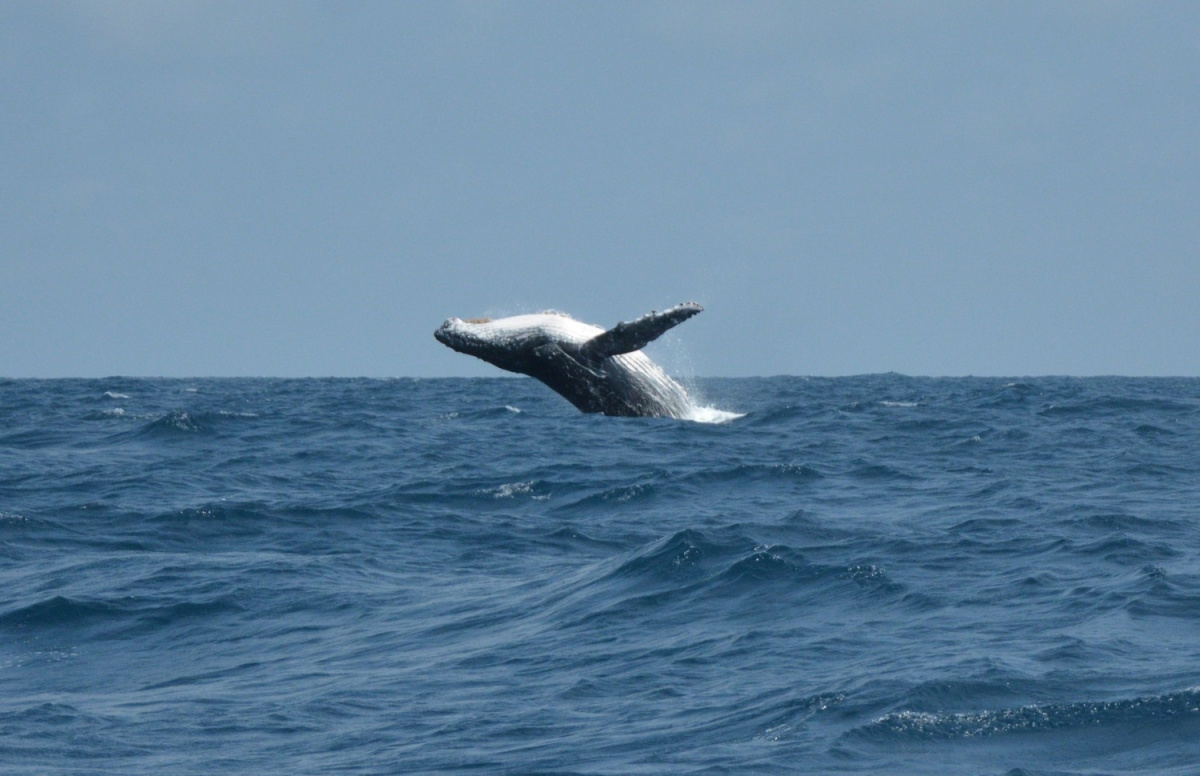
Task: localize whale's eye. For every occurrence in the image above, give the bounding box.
[465,318,492,324]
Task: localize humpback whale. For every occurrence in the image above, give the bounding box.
[434,302,703,418]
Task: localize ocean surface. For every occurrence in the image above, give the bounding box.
[2,375,1199,775]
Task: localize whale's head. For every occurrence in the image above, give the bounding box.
[435,315,546,373]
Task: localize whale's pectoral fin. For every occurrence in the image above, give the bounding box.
[579,302,703,360]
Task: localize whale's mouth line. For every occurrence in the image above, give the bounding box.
[465,318,492,324]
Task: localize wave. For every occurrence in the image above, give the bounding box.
[376,477,559,511]
[684,462,824,487]
[436,404,526,422]
[585,528,902,602]
[477,480,551,501]
[111,410,260,438]
[849,462,918,481]
[0,593,240,633]
[851,689,1200,741]
[737,404,815,426]
[1039,396,1197,417]
[975,381,1041,408]
[0,427,72,448]
[146,411,203,433]
[557,480,663,511]
[0,595,121,629]
[83,407,132,420]
[80,406,261,441]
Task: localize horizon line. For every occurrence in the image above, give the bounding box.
[3,373,1199,381]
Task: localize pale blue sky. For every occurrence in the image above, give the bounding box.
[3,1,1198,377]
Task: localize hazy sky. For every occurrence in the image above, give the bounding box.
[3,1,1198,377]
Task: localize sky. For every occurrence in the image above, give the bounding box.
[2,1,1198,378]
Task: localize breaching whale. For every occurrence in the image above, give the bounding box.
[434,302,703,418]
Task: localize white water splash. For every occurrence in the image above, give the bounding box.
[683,405,745,424]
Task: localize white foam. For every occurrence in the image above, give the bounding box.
[102,391,130,399]
[684,405,745,424]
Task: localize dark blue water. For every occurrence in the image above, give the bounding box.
[2,376,1199,774]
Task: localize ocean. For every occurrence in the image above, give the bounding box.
[2,375,1199,774]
